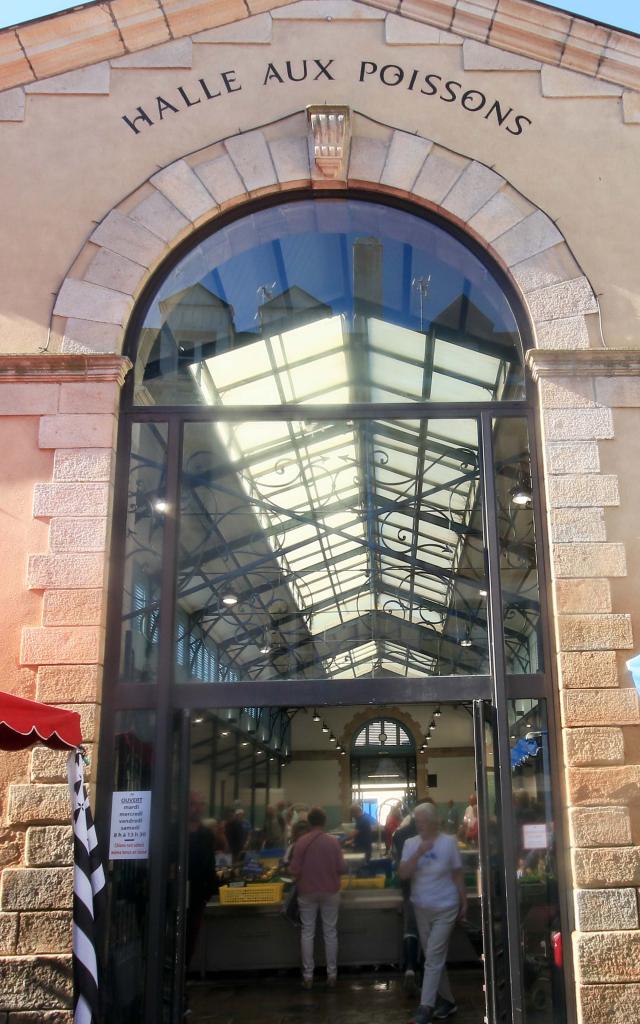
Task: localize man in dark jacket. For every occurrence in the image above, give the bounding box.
[186,792,217,967]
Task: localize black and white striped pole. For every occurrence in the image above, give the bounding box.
[68,750,106,1024]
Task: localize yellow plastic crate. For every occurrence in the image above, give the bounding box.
[219,882,284,905]
[341,875,386,890]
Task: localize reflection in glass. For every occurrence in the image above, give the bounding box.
[103,710,155,1023]
[493,419,542,673]
[118,423,168,683]
[134,199,525,406]
[176,419,488,681]
[509,700,565,1023]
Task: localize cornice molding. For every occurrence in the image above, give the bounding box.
[527,349,640,380]
[0,0,639,96]
[0,354,132,386]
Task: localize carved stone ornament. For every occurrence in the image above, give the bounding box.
[307,105,351,180]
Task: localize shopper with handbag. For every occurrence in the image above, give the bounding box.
[289,806,346,989]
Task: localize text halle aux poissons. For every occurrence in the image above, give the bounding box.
[122,60,532,137]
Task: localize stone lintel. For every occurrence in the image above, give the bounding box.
[0,354,132,386]
[528,349,640,380]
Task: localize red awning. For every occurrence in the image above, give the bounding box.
[0,690,82,751]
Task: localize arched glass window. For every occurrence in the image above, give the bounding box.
[352,718,414,752]
[116,195,542,687]
[133,198,525,406]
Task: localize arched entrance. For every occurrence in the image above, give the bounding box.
[97,191,566,1024]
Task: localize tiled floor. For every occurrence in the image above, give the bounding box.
[186,969,486,1023]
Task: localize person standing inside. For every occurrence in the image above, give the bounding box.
[400,802,467,1023]
[346,803,374,861]
[392,812,420,991]
[185,792,218,968]
[463,793,478,846]
[444,800,460,836]
[384,802,403,852]
[289,806,346,989]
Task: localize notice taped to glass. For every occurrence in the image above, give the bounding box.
[109,790,151,860]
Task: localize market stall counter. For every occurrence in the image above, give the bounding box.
[190,889,482,975]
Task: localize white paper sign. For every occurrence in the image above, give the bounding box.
[109,790,151,860]
[522,823,548,850]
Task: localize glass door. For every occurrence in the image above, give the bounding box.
[474,700,509,1024]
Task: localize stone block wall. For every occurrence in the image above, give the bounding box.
[0,355,129,1018]
[529,351,640,1024]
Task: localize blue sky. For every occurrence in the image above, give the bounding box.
[0,0,639,33]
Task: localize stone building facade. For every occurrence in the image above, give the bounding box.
[0,0,639,1021]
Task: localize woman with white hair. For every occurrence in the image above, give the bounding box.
[399,801,467,1023]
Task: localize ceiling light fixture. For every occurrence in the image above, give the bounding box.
[153,499,169,513]
[221,591,238,606]
[193,715,204,724]
[460,629,473,648]
[329,733,337,744]
[434,707,441,717]
[510,472,532,507]
[220,729,229,737]
[312,709,320,723]
[322,722,329,734]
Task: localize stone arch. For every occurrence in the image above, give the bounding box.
[53,110,599,359]
[336,705,430,815]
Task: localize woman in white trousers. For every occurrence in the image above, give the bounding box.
[399,802,467,1024]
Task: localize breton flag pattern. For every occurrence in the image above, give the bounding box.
[68,750,106,1024]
